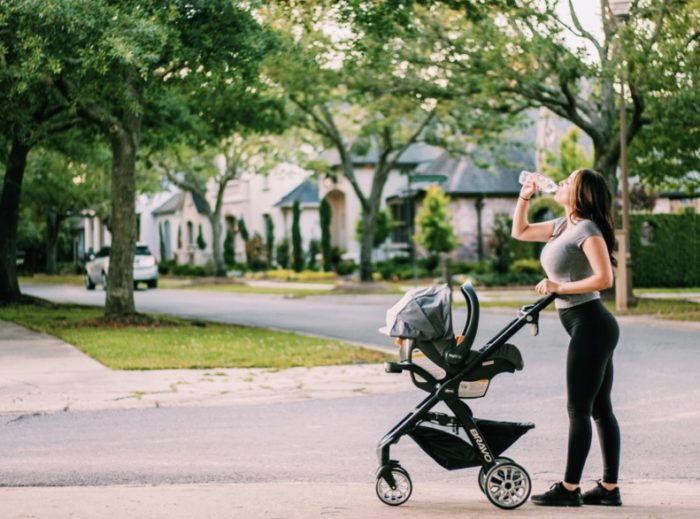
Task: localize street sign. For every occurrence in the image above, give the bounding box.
[409,174,448,183]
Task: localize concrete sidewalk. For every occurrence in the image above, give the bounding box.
[1,480,699,518]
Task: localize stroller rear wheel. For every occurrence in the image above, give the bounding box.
[478,457,514,494]
[376,466,412,506]
[483,461,531,509]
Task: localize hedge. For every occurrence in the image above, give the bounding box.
[630,211,699,287]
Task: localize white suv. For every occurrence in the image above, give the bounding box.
[85,243,159,290]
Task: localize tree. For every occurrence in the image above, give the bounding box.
[320,197,333,272]
[224,229,235,267]
[0,2,84,302]
[355,209,393,248]
[264,214,275,267]
[265,2,515,281]
[276,238,290,269]
[541,128,593,183]
[196,224,207,251]
[22,145,108,274]
[383,0,700,193]
[414,186,457,261]
[31,0,275,318]
[238,217,250,267]
[291,200,304,272]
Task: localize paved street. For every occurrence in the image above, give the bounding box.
[4,283,699,517]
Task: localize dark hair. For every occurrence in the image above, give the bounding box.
[570,168,618,268]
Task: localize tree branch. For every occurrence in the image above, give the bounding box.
[567,0,604,61]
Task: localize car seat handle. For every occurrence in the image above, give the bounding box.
[445,281,480,366]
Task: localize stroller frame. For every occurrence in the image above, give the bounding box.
[376,282,555,510]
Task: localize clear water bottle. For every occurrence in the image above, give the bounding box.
[519,170,558,193]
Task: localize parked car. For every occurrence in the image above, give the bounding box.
[85,243,158,290]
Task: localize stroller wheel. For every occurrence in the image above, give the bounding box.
[376,467,412,506]
[483,461,531,510]
[478,457,514,494]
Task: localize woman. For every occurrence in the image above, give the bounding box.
[511,168,622,507]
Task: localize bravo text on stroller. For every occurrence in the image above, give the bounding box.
[469,428,493,462]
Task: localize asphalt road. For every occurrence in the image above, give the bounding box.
[3,283,698,487]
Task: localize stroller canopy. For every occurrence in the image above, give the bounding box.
[379,284,453,343]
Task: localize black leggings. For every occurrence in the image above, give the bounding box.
[558,299,620,485]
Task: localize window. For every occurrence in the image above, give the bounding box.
[187,221,194,245]
[389,199,411,245]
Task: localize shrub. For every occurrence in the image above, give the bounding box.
[630,212,699,287]
[336,260,357,276]
[511,258,544,276]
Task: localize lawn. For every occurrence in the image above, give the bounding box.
[0,303,393,370]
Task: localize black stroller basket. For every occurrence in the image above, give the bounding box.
[375,282,555,510]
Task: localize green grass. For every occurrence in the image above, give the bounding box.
[20,274,84,286]
[615,297,700,321]
[458,297,699,321]
[0,303,392,370]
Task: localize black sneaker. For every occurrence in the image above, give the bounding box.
[531,482,583,507]
[582,481,622,506]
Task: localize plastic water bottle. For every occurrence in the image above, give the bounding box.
[519,171,558,193]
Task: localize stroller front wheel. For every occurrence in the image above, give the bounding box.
[376,467,412,506]
[483,461,531,510]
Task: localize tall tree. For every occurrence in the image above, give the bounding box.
[320,197,333,272]
[22,145,108,274]
[265,2,516,281]
[291,200,304,273]
[24,0,276,317]
[375,0,700,191]
[0,2,83,302]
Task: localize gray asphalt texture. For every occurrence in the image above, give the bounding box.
[4,284,698,488]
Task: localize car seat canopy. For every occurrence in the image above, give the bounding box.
[379,284,453,343]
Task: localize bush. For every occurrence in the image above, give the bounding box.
[511,258,544,276]
[336,260,357,276]
[630,212,700,287]
[172,264,207,277]
[472,271,542,287]
[250,269,338,281]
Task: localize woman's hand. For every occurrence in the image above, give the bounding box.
[535,278,560,295]
[519,178,537,200]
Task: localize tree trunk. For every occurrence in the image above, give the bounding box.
[0,138,31,304]
[45,211,61,275]
[105,125,138,317]
[210,213,226,277]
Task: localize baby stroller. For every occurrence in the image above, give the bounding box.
[376,281,555,510]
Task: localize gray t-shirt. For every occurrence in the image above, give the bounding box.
[539,216,604,309]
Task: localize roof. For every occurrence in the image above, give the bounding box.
[274,179,320,208]
[413,147,534,196]
[151,190,208,215]
[321,142,444,168]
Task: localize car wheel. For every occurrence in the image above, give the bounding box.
[101,272,108,290]
[147,279,157,289]
[85,273,96,291]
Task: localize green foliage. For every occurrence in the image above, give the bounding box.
[237,218,249,242]
[320,197,332,272]
[336,260,357,276]
[291,200,303,273]
[355,209,393,248]
[159,224,167,263]
[511,258,544,277]
[264,214,275,266]
[541,128,592,183]
[307,239,320,271]
[196,224,207,251]
[630,213,700,287]
[414,187,457,255]
[276,238,290,269]
[224,229,235,267]
[488,213,514,274]
[245,232,267,271]
[527,197,565,221]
